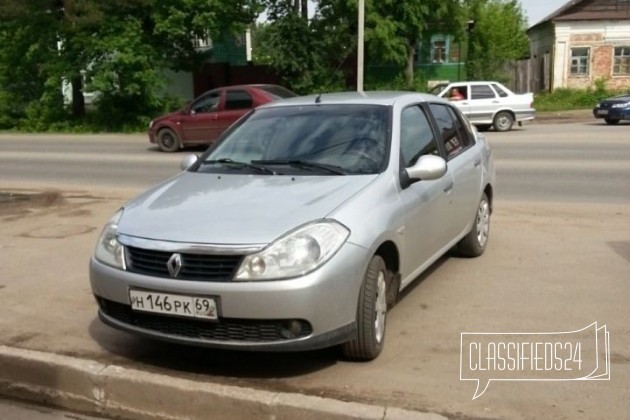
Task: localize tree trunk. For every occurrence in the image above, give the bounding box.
[301,0,307,19]
[405,41,416,88]
[70,75,85,118]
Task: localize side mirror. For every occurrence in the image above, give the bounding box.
[180,154,199,171]
[403,155,447,187]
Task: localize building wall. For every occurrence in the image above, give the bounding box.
[162,70,195,101]
[529,23,555,60]
[552,21,630,90]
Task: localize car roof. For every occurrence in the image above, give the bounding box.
[258,91,441,108]
[448,81,502,85]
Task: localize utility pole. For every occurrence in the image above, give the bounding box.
[357,0,364,92]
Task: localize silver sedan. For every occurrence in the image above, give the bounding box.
[90,91,495,360]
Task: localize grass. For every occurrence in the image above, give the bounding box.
[534,87,626,112]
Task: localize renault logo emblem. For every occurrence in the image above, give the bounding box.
[167,253,183,278]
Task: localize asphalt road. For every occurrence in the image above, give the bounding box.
[0,122,629,419]
[1,121,629,202]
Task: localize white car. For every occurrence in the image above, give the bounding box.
[430,81,535,132]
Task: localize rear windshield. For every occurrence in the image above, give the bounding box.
[259,85,298,99]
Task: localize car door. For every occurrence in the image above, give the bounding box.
[213,89,255,135]
[467,84,499,124]
[427,102,483,239]
[397,104,455,280]
[180,89,224,143]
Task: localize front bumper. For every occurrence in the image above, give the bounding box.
[89,242,369,351]
[593,107,630,120]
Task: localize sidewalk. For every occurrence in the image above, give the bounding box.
[534,108,592,123]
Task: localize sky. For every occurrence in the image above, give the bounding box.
[522,0,570,27]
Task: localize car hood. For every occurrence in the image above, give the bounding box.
[118,172,378,245]
[602,94,630,103]
[152,109,186,123]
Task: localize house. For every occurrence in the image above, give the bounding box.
[527,0,630,91]
[366,34,467,88]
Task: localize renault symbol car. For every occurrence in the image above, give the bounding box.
[90,91,495,360]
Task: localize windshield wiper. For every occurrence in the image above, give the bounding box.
[252,159,347,175]
[201,158,276,175]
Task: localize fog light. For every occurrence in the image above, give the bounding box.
[279,320,303,339]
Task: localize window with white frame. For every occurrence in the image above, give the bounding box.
[613,46,630,75]
[432,37,447,63]
[570,47,589,75]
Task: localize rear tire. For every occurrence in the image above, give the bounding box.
[457,193,491,257]
[157,128,181,153]
[493,112,514,132]
[605,118,620,125]
[342,255,388,361]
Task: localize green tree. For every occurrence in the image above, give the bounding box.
[0,0,263,130]
[252,0,351,93]
[466,0,529,81]
[365,0,466,87]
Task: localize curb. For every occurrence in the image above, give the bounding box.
[0,345,447,420]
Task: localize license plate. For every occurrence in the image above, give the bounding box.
[129,289,218,320]
[597,109,608,115]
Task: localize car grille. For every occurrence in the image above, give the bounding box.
[125,246,242,281]
[98,298,313,342]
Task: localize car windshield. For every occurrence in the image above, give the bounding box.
[428,83,448,95]
[200,104,390,175]
[259,85,298,99]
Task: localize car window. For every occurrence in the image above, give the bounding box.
[400,106,439,167]
[491,83,509,97]
[192,91,221,113]
[428,103,471,160]
[225,90,253,110]
[470,85,497,100]
[259,85,298,99]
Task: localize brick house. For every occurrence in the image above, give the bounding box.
[527,0,630,91]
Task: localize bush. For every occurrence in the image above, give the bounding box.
[534,83,622,112]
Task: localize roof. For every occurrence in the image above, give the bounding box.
[258,91,443,108]
[528,0,630,31]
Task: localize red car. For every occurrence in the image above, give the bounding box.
[149,84,297,152]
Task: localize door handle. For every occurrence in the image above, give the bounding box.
[474,159,482,167]
[443,182,454,193]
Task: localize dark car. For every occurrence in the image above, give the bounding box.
[149,84,297,152]
[593,94,630,125]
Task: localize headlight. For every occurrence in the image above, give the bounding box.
[596,103,601,108]
[94,209,125,269]
[612,103,629,108]
[235,220,350,281]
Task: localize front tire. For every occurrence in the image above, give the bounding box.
[457,193,491,257]
[157,128,181,153]
[605,118,620,125]
[493,111,514,132]
[342,255,388,361]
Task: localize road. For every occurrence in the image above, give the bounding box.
[0,122,629,420]
[1,121,629,202]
